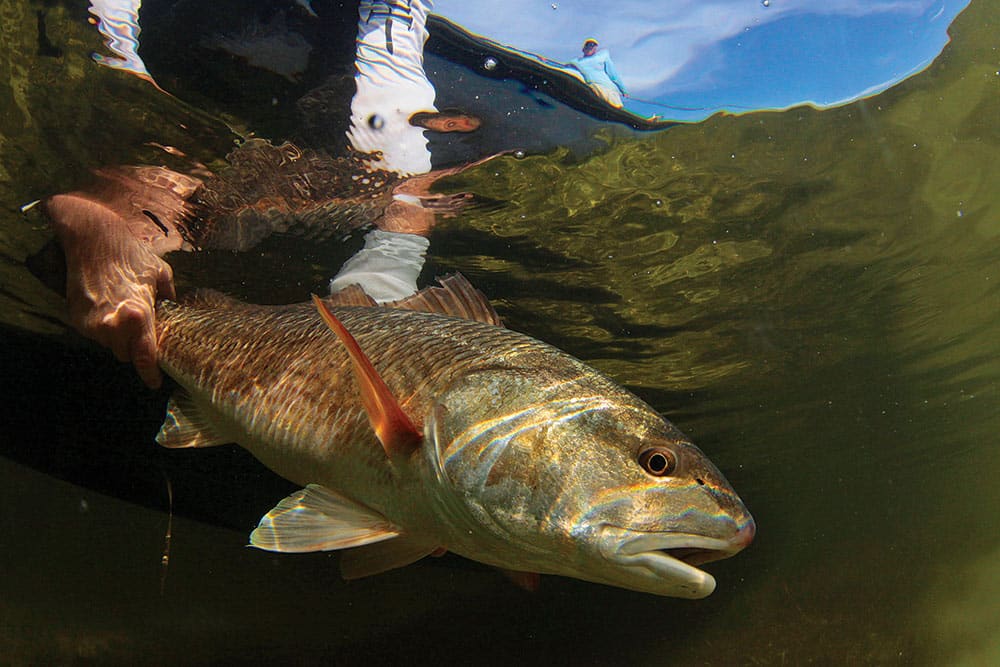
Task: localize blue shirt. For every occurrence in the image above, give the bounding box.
[571,50,627,95]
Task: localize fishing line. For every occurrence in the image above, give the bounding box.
[160,469,174,596]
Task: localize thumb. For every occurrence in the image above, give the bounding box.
[131,318,163,390]
[156,260,176,302]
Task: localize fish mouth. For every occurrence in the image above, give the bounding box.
[598,526,752,599]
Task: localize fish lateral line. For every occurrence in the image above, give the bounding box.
[311,294,422,460]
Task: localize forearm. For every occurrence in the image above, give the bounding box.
[329,229,430,303]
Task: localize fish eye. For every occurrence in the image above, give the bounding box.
[368,114,385,130]
[638,447,676,477]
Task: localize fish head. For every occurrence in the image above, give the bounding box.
[425,369,754,599]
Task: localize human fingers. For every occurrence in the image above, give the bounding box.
[156,258,176,302]
[130,317,163,389]
[106,300,151,364]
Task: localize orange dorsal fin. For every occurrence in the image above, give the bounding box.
[312,294,422,460]
[387,273,504,326]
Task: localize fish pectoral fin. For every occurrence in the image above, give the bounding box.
[311,295,423,460]
[156,391,232,448]
[339,537,442,580]
[249,484,400,553]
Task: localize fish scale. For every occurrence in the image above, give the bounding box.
[156,297,567,494]
[152,277,754,597]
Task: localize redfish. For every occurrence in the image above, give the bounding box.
[155,275,754,598]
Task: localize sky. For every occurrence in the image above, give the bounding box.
[433,0,972,121]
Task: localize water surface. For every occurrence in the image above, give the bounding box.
[1,0,997,664]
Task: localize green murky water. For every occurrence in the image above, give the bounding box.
[1,1,997,664]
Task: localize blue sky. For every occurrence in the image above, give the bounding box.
[433,0,972,121]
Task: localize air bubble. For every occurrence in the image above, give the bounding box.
[761,0,770,6]
[513,150,526,159]
[483,57,497,71]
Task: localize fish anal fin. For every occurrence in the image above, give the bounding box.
[311,295,422,460]
[387,273,503,327]
[249,484,400,553]
[156,391,232,448]
[339,537,441,580]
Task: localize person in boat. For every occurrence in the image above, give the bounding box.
[570,38,628,109]
[43,0,482,389]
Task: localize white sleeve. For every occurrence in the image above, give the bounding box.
[329,229,430,303]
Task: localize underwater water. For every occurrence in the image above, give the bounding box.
[1,0,998,664]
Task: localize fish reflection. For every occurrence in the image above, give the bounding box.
[46,0,487,387]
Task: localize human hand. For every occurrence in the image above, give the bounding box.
[378,152,505,236]
[46,193,177,389]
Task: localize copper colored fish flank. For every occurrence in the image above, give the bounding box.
[154,275,754,598]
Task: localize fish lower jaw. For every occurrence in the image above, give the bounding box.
[611,549,717,599]
[597,529,742,598]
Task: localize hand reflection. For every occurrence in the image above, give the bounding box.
[45,0,488,386]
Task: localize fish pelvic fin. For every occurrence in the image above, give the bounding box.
[250,484,400,553]
[501,569,542,592]
[386,273,503,327]
[339,537,442,580]
[156,390,232,448]
[311,294,423,460]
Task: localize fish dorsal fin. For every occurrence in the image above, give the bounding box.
[387,273,503,326]
[249,484,400,553]
[323,283,378,307]
[156,390,232,448]
[339,537,441,580]
[181,288,250,310]
[311,295,423,460]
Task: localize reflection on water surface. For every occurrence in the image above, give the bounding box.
[1,0,998,664]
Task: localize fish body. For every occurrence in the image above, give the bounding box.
[155,277,754,598]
